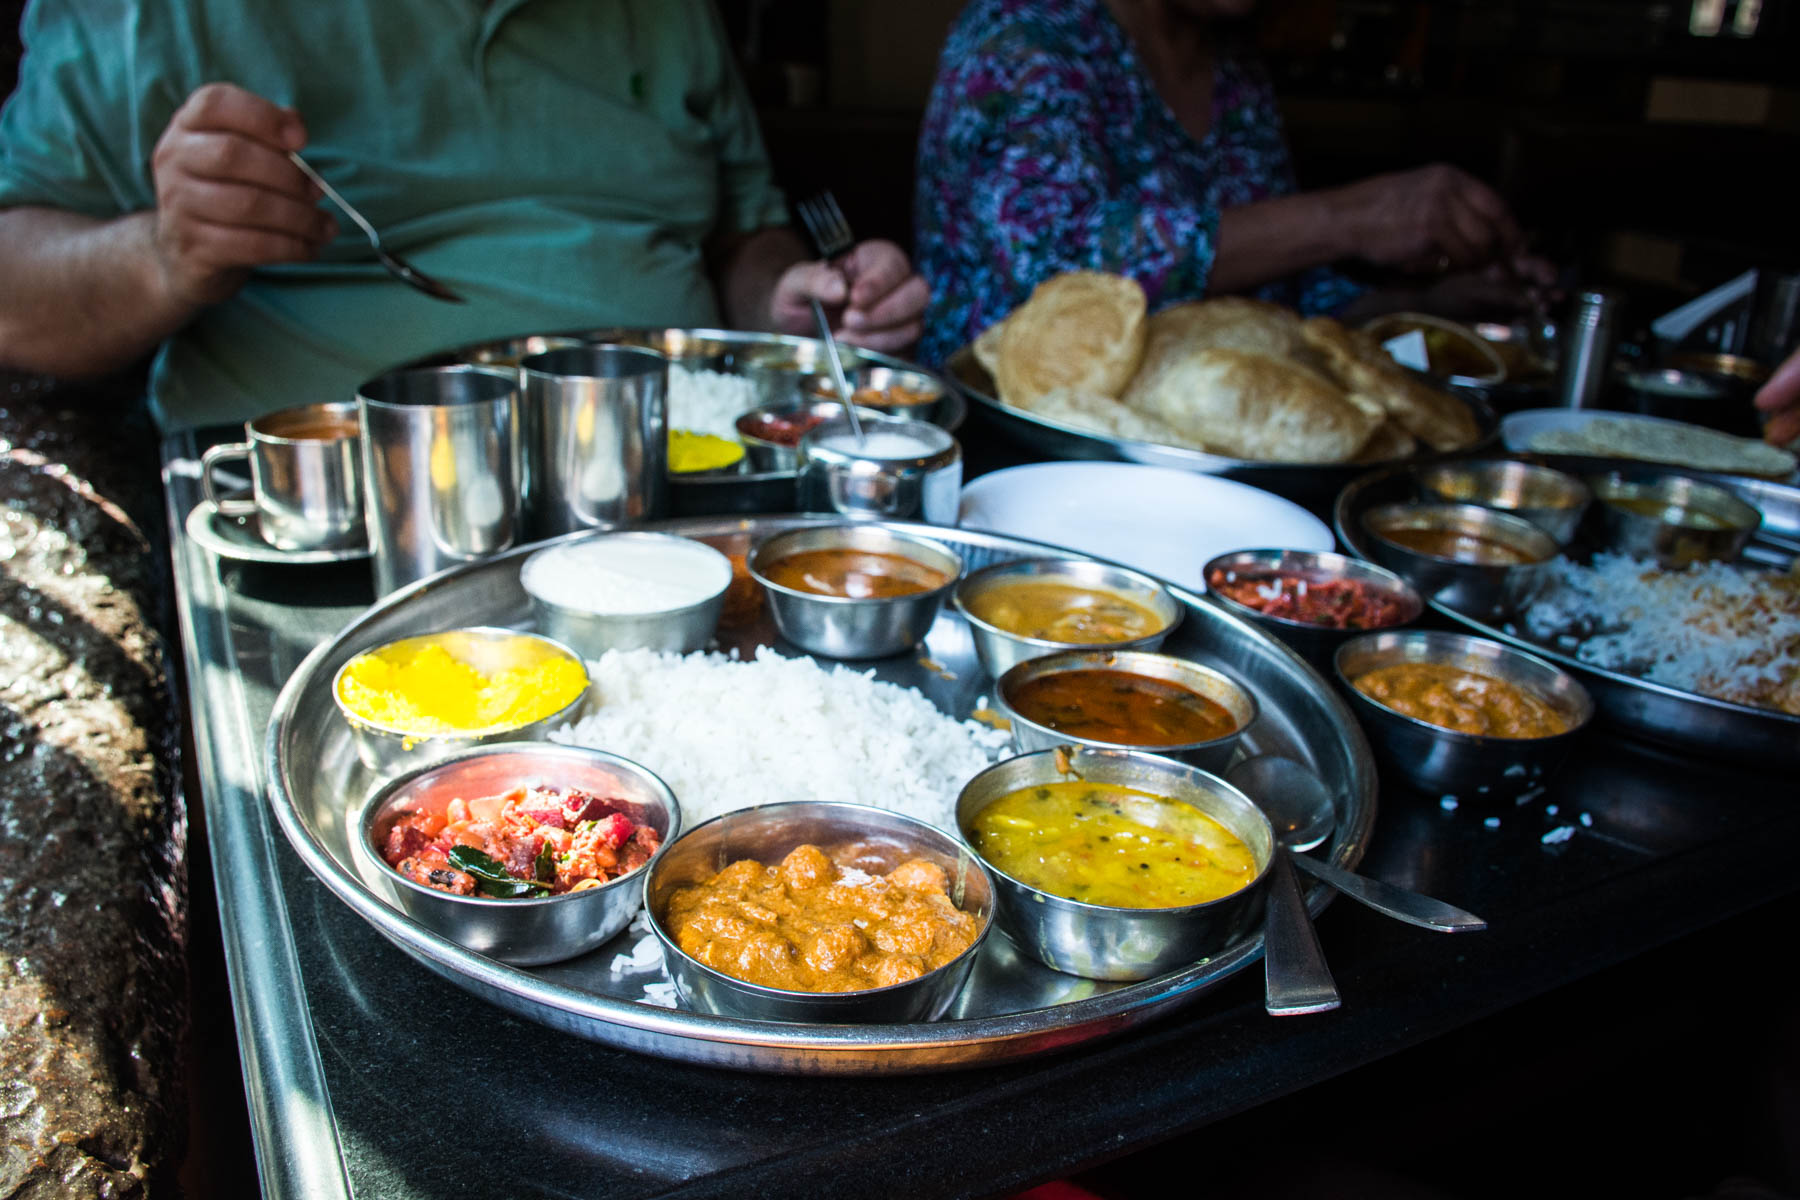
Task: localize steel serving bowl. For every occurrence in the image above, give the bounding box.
[1200,549,1423,673]
[1361,501,1559,621]
[356,742,679,965]
[734,399,887,472]
[1414,458,1593,544]
[1588,469,1762,568]
[521,532,732,656]
[803,364,947,422]
[996,649,1257,774]
[739,342,866,411]
[952,557,1182,680]
[954,747,1275,982]
[1334,630,1593,803]
[332,627,591,775]
[643,801,995,1023]
[747,523,963,659]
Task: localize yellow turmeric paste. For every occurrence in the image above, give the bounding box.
[337,641,587,735]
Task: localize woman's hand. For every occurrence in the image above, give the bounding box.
[770,239,929,353]
[1755,347,1800,447]
[149,83,336,308]
[1331,164,1526,275]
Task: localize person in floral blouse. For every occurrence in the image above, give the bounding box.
[913,0,1551,366]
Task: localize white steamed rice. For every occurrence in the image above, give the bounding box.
[667,366,758,440]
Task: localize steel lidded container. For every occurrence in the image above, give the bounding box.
[358,364,523,597]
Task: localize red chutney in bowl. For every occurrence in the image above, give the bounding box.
[1206,568,1411,631]
[380,784,660,898]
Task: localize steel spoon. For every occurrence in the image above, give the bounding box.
[1229,755,1487,934]
[809,298,866,442]
[288,152,465,304]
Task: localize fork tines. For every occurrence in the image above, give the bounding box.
[797,191,854,261]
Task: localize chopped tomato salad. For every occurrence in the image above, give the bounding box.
[1208,569,1410,631]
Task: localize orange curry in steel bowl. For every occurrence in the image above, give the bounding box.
[1351,661,1571,739]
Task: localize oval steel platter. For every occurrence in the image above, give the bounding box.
[1334,462,1800,769]
[265,516,1378,1075]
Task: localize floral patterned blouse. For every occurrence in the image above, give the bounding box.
[913,0,1363,367]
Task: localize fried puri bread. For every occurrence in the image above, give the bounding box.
[1020,387,1210,451]
[972,313,1009,379]
[1301,317,1481,451]
[993,271,1148,405]
[1122,346,1381,462]
[1143,297,1311,362]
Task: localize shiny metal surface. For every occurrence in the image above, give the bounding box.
[1199,549,1422,674]
[1589,469,1761,568]
[1260,846,1340,1015]
[735,399,885,472]
[954,748,1274,982]
[520,345,669,539]
[263,515,1378,1074]
[804,364,947,423]
[288,151,464,303]
[795,418,963,524]
[1557,288,1619,410]
[747,523,963,659]
[1362,501,1559,620]
[185,494,373,566]
[644,802,994,1022]
[944,346,1499,512]
[357,743,679,965]
[522,532,730,657]
[739,338,865,409]
[358,365,523,596]
[1415,458,1592,544]
[1334,630,1594,802]
[330,627,590,776]
[997,649,1257,775]
[1289,854,1488,933]
[200,402,366,551]
[1337,464,1800,768]
[953,557,1182,680]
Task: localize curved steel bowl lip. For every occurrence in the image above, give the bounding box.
[1363,501,1560,565]
[746,525,965,607]
[955,747,1275,916]
[995,649,1258,756]
[804,365,946,404]
[1200,548,1423,634]
[951,557,1182,652]
[358,741,680,912]
[643,800,996,1005]
[330,626,591,742]
[1332,628,1596,745]
[1588,470,1764,534]
[1414,457,1593,513]
[520,532,733,622]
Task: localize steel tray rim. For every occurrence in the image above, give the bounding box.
[265,517,1378,1074]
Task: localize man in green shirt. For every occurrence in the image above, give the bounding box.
[0,0,927,431]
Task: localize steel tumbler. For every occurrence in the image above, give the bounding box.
[519,344,668,538]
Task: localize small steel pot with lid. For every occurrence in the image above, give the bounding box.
[796,417,963,525]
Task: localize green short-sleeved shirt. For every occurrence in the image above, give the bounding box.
[0,0,789,430]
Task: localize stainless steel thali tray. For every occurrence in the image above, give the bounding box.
[407,329,965,517]
[1334,462,1800,768]
[945,347,1497,513]
[265,516,1377,1075]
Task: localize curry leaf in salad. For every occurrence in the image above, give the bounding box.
[448,845,553,898]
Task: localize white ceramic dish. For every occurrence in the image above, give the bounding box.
[958,462,1334,591]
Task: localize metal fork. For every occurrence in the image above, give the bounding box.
[288,152,465,304]
[796,191,854,261]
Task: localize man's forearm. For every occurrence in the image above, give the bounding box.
[710,226,810,331]
[0,207,198,378]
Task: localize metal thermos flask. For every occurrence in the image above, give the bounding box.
[1558,289,1620,409]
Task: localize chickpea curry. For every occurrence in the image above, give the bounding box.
[1353,661,1571,738]
[662,845,981,993]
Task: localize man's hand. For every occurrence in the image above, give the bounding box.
[769,240,929,353]
[150,83,336,307]
[1755,347,1800,447]
[1331,164,1526,275]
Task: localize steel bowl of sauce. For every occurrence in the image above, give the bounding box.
[955,746,1275,981]
[734,399,887,471]
[1202,549,1422,672]
[997,649,1257,773]
[644,801,994,1022]
[1334,629,1593,802]
[952,557,1182,679]
[1362,501,1559,621]
[1588,469,1761,569]
[804,364,948,422]
[1415,458,1592,545]
[747,522,964,659]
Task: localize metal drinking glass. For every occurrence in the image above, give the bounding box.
[519,344,669,539]
[357,365,523,597]
[200,401,365,551]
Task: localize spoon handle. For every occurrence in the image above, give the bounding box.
[1291,854,1488,933]
[1262,849,1341,1016]
[809,298,865,441]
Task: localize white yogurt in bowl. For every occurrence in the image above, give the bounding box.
[522,533,733,655]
